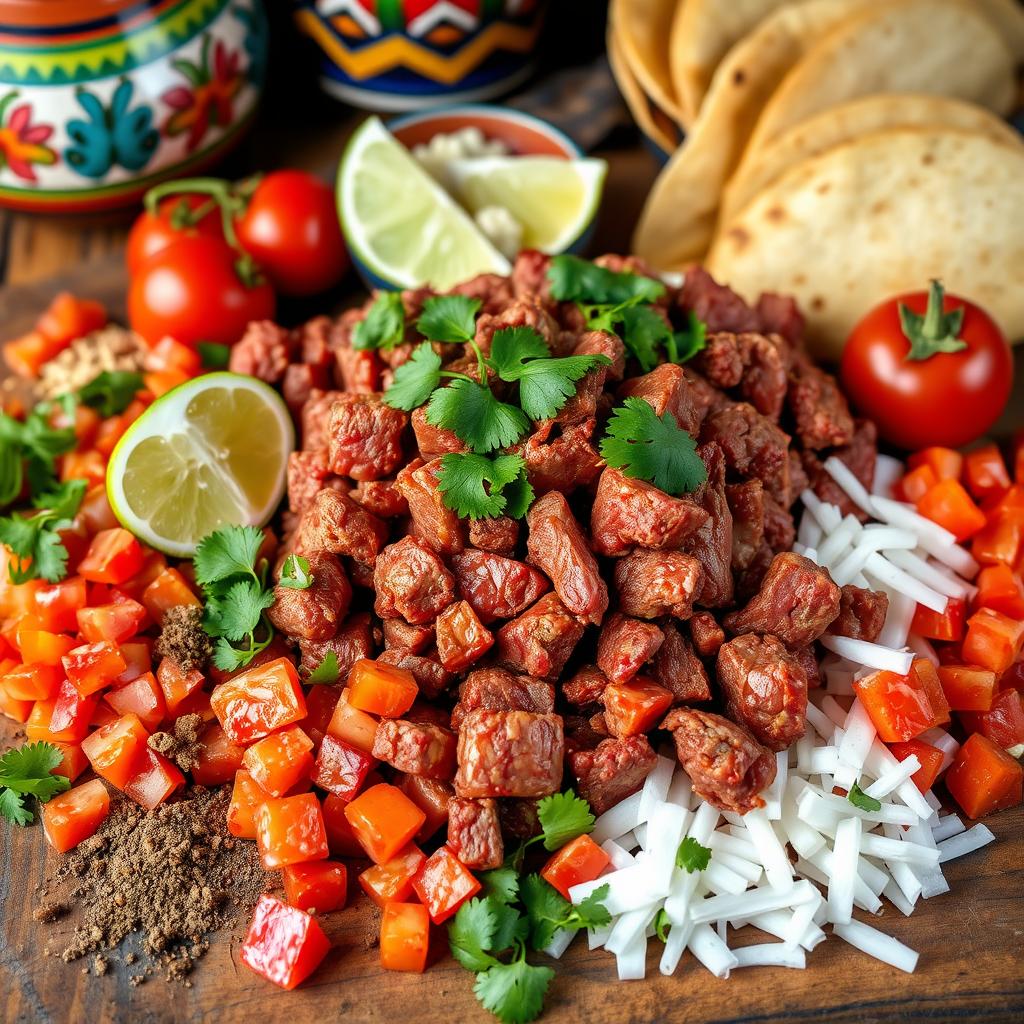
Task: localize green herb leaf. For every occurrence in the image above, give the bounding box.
[667,311,707,364]
[417,295,481,343]
[848,781,882,813]
[0,508,73,584]
[77,370,144,417]
[0,401,78,508]
[620,304,670,373]
[600,398,707,496]
[353,292,406,351]
[211,637,251,673]
[0,787,32,826]
[547,254,664,305]
[197,342,231,369]
[490,901,529,952]
[306,651,340,685]
[520,875,610,951]
[473,959,554,1024]
[436,453,530,520]
[205,579,273,643]
[427,380,529,454]
[514,356,608,422]
[449,897,500,972]
[480,864,520,906]
[536,789,595,852]
[32,478,87,520]
[0,741,71,825]
[653,908,670,943]
[278,553,313,590]
[193,525,264,589]
[675,836,712,873]
[486,327,551,378]
[383,343,443,412]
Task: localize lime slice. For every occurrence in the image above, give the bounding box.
[338,116,511,291]
[448,155,607,253]
[106,373,293,557]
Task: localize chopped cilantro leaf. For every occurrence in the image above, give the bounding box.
[0,401,78,507]
[0,741,70,826]
[77,370,144,417]
[417,294,481,343]
[480,864,521,906]
[514,355,608,422]
[0,506,76,584]
[653,908,670,943]
[676,836,712,873]
[193,525,264,588]
[520,875,610,951]
[352,291,405,351]
[383,343,443,412]
[306,651,340,685]
[666,310,707,364]
[436,453,529,520]
[547,254,664,305]
[32,478,87,520]
[848,781,882,813]
[536,789,595,852]
[474,959,554,1024]
[278,553,313,590]
[620,304,670,373]
[449,897,501,972]
[486,327,551,378]
[427,380,529,454]
[197,342,231,369]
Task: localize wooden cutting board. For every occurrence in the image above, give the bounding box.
[2,252,1023,1024]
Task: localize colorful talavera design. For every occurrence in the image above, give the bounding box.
[0,0,267,212]
[293,0,548,109]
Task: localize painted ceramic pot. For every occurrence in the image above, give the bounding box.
[292,0,548,111]
[0,0,268,213]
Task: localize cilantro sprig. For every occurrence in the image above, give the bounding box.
[77,370,143,418]
[352,291,407,351]
[0,396,78,508]
[278,553,313,590]
[547,254,665,306]
[0,742,71,826]
[436,453,534,521]
[193,525,275,672]
[305,651,340,685]
[675,836,712,873]
[0,479,87,584]
[848,781,882,813]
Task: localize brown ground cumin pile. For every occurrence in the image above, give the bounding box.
[37,786,269,985]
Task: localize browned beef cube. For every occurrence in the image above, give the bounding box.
[735,541,774,605]
[410,406,466,460]
[701,402,792,505]
[614,549,703,621]
[514,420,604,495]
[756,292,804,345]
[831,585,889,642]
[724,552,841,647]
[298,611,374,677]
[436,600,494,673]
[737,332,790,420]
[661,707,776,814]
[801,419,879,520]
[335,345,382,395]
[451,667,555,731]
[294,487,388,566]
[447,797,504,870]
[575,329,626,381]
[448,273,515,315]
[725,479,764,571]
[687,443,734,607]
[787,351,855,451]
[717,634,808,751]
[652,623,711,703]
[568,735,657,815]
[455,710,564,798]
[267,551,351,642]
[396,457,466,556]
[526,491,607,626]
[499,797,541,840]
[791,645,822,690]
[496,593,585,680]
[377,648,453,700]
[562,665,610,707]
[382,618,434,655]
[450,549,549,624]
[789,449,810,497]
[597,613,664,685]
[469,516,519,555]
[689,612,726,659]
[762,494,796,552]
[694,332,744,389]
[618,362,715,436]
[229,321,295,384]
[474,298,558,354]
[296,315,333,367]
[678,267,761,335]
[301,389,345,452]
[350,478,408,519]
[373,536,456,625]
[591,467,708,557]
[327,393,407,481]
[283,362,330,414]
[372,718,457,780]
[511,249,552,299]
[288,450,343,515]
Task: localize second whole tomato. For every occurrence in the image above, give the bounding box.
[125,194,224,277]
[127,236,275,348]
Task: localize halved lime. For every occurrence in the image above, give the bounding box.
[448,155,607,253]
[338,116,511,291]
[106,373,293,557]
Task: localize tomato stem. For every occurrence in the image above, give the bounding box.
[899,280,968,362]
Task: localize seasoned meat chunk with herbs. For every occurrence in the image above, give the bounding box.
[724,552,841,647]
[787,351,855,451]
[686,443,733,608]
[591,467,708,557]
[831,585,889,642]
[229,321,295,384]
[526,491,608,626]
[288,450,342,515]
[568,735,657,815]
[376,649,453,700]
[267,551,351,642]
[662,708,776,814]
[652,623,711,704]
[717,634,808,751]
[327,394,408,481]
[298,612,374,677]
[689,612,726,659]
[618,362,714,436]
[450,549,549,624]
[301,388,345,452]
[791,645,821,690]
[411,406,466,459]
[350,479,408,519]
[725,480,764,571]
[762,494,796,553]
[455,710,564,799]
[396,457,466,556]
[738,333,790,420]
[514,420,604,495]
[701,402,791,505]
[474,297,558,354]
[496,593,585,680]
[575,329,626,381]
[373,536,455,625]
[449,272,515,315]
[447,797,504,870]
[451,667,555,731]
[562,665,609,707]
[382,618,434,655]
[468,516,519,555]
[678,267,761,336]
[614,549,703,621]
[435,600,494,673]
[372,718,457,780]
[294,487,388,566]
[597,613,665,685]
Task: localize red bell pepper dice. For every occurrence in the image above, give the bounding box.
[242,726,315,798]
[211,657,307,745]
[62,640,127,696]
[898,464,938,504]
[15,630,76,666]
[42,779,110,853]
[909,658,950,726]
[33,576,87,634]
[343,783,426,865]
[81,712,149,789]
[191,723,246,786]
[908,447,962,482]
[104,671,166,730]
[313,734,375,800]
[975,564,1024,619]
[77,595,148,644]
[320,792,365,858]
[960,688,1024,754]
[886,739,945,793]
[346,659,418,718]
[326,689,379,753]
[123,746,185,810]
[910,597,965,643]
[255,792,329,869]
[962,608,1024,674]
[945,733,1023,819]
[240,895,331,990]
[156,657,205,717]
[411,845,481,924]
[853,669,935,742]
[77,528,145,584]
[358,844,426,908]
[142,567,201,624]
[971,515,1022,568]
[283,860,348,914]
[541,834,611,900]
[963,443,1011,501]
[379,902,430,973]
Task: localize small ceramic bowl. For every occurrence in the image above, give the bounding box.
[0,0,268,213]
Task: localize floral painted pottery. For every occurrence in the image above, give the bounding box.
[0,0,268,213]
[292,0,548,111]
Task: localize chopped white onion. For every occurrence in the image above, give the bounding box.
[833,919,919,973]
[688,924,737,979]
[819,634,914,675]
[872,454,904,498]
[542,927,576,960]
[743,808,793,892]
[827,816,861,925]
[863,553,947,613]
[931,814,965,843]
[937,824,996,863]
[614,931,648,981]
[733,943,807,970]
[884,548,972,599]
[592,791,643,845]
[637,755,675,823]
[823,456,877,516]
[864,755,922,800]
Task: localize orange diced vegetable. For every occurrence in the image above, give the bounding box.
[945,733,1023,819]
[141,567,200,623]
[344,783,426,865]
[321,792,366,858]
[191,723,246,786]
[917,479,986,541]
[123,746,184,809]
[16,629,76,666]
[910,598,965,643]
[156,657,205,717]
[313,734,375,800]
[937,664,997,712]
[411,846,481,924]
[971,516,1022,568]
[143,369,190,397]
[255,792,329,869]
[898,464,938,504]
[283,861,348,914]
[227,769,265,839]
[960,689,1024,753]
[81,712,149,789]
[143,336,202,376]
[1,662,62,701]
[887,738,945,793]
[0,681,33,724]
[358,845,426,908]
[304,683,342,748]
[77,529,145,584]
[975,563,1024,618]
[380,903,430,973]
[243,726,315,797]
[909,658,950,726]
[4,329,53,378]
[398,775,453,842]
[962,608,1024,674]
[51,741,89,782]
[326,689,378,753]
[104,671,166,730]
[541,834,611,900]
[210,657,306,745]
[346,659,418,718]
[77,595,148,644]
[909,447,962,482]
[853,669,935,742]
[33,576,87,633]
[240,895,330,991]
[46,677,99,742]
[112,639,153,685]
[76,485,118,534]
[42,779,110,853]
[36,292,107,347]
[963,443,1010,501]
[62,640,127,696]
[601,677,674,737]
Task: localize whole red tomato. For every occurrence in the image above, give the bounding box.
[127,235,275,348]
[126,194,223,277]
[840,281,1012,450]
[236,170,348,296]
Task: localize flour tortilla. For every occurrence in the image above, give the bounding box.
[632,0,881,270]
[613,0,688,127]
[977,0,1024,62]
[707,128,1024,361]
[746,0,1017,154]
[608,26,679,156]
[722,93,1023,226]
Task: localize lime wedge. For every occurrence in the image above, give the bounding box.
[448,155,607,253]
[337,116,511,291]
[106,373,293,557]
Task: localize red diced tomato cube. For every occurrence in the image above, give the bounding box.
[46,677,99,742]
[971,516,1022,568]
[908,447,962,482]
[321,792,366,858]
[398,775,453,842]
[210,657,307,745]
[283,860,348,914]
[255,792,329,869]
[42,779,110,853]
[380,903,429,973]
[346,659,417,718]
[77,528,145,584]
[313,734,375,800]
[602,677,674,737]
[962,608,1024,674]
[123,747,184,809]
[227,769,265,839]
[62,640,127,696]
[112,639,153,685]
[326,689,378,752]
[898,464,938,504]
[945,733,1023,819]
[16,629,76,666]
[887,739,945,793]
[191,723,246,786]
[141,567,201,624]
[50,740,89,782]
[344,783,426,865]
[104,671,166,731]
[910,598,965,643]
[963,443,1011,501]
[77,595,148,644]
[960,688,1024,754]
[240,895,331,990]
[304,683,342,748]
[853,669,935,742]
[541,834,611,900]
[81,712,149,789]
[975,564,1024,619]
[243,726,314,797]
[155,657,205,717]
[1,662,62,701]
[358,845,426,908]
[937,664,997,712]
[411,845,481,924]
[909,658,949,726]
[917,479,986,541]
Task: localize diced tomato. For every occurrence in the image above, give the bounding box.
[4,329,54,378]
[58,528,90,576]
[411,846,481,925]
[358,845,426,908]
[41,779,110,853]
[50,740,89,782]
[541,834,611,900]
[123,747,184,809]
[62,640,127,696]
[346,659,418,718]
[191,723,246,786]
[601,677,674,737]
[853,669,935,742]
[917,479,986,541]
[975,564,1024,619]
[240,895,331,990]
[77,528,145,585]
[141,568,200,623]
[210,657,307,746]
[897,464,938,504]
[380,903,429,973]
[937,664,997,712]
[77,595,148,644]
[910,597,965,643]
[81,712,149,789]
[46,677,99,742]
[90,700,120,729]
[256,792,329,869]
[112,639,152,685]
[909,658,950,726]
[398,775,453,842]
[227,769,266,839]
[963,443,1011,501]
[1001,661,1024,694]
[962,608,1024,674]
[243,726,315,797]
[960,689,1024,754]
[33,576,87,633]
[326,689,378,753]
[117,550,167,601]
[321,792,366,858]
[313,734,375,800]
[304,683,342,748]
[909,447,963,482]
[971,516,1022,568]
[37,292,107,347]
[143,336,202,376]
[283,860,348,914]
[0,678,33,723]
[155,657,205,717]
[945,732,1023,819]
[887,739,945,793]
[1,662,62,701]
[104,671,166,730]
[16,629,76,666]
[344,783,426,865]
[144,369,191,397]
[76,485,119,534]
